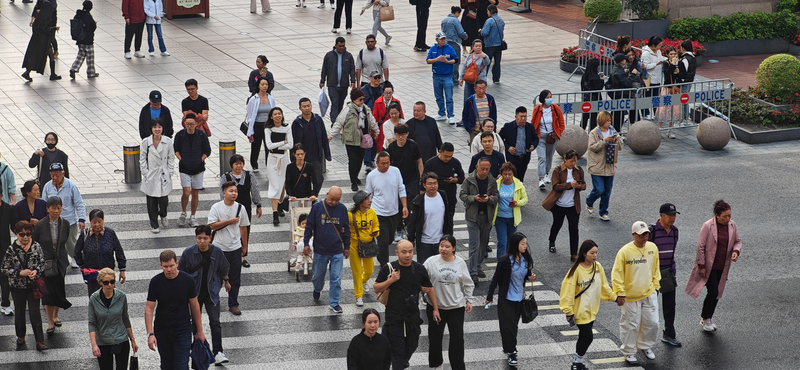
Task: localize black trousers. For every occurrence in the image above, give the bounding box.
[345,145,365,186]
[581,112,598,131]
[426,305,466,370]
[377,214,400,266]
[87,281,102,297]
[576,321,594,356]
[0,274,10,307]
[507,154,531,182]
[497,298,522,354]
[550,205,580,256]
[124,22,145,53]
[414,5,430,48]
[250,121,267,169]
[642,83,660,118]
[308,158,325,196]
[660,289,676,338]
[333,0,353,29]
[702,269,723,319]
[146,195,169,229]
[612,111,624,133]
[384,321,421,370]
[484,46,503,83]
[224,249,243,308]
[12,289,43,342]
[97,341,130,370]
[416,242,438,264]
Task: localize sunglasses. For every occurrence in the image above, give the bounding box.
[102,280,116,285]
[17,233,32,237]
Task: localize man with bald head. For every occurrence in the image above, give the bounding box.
[304,186,351,314]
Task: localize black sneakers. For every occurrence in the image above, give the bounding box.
[507,352,518,366]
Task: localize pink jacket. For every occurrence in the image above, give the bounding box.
[684,218,742,299]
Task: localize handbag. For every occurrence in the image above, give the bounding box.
[129,351,139,370]
[377,262,394,305]
[33,277,47,300]
[240,117,249,136]
[501,40,508,51]
[466,9,477,19]
[605,141,618,164]
[379,6,394,21]
[659,268,677,293]
[545,132,558,145]
[520,277,539,323]
[353,213,379,258]
[360,129,374,149]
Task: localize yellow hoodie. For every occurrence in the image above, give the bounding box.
[349,208,380,248]
[559,262,617,325]
[611,241,661,302]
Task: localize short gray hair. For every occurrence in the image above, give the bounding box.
[46,196,62,208]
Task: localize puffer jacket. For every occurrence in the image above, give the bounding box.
[1,241,45,290]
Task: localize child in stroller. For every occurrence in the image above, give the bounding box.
[290,213,313,280]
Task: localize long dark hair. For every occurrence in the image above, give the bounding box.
[249,76,270,102]
[581,58,602,88]
[567,240,599,278]
[265,107,284,128]
[506,232,533,270]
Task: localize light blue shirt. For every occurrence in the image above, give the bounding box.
[497,182,514,218]
[480,15,505,47]
[0,163,15,204]
[441,14,467,43]
[41,178,86,225]
[515,126,526,156]
[507,256,527,302]
[336,51,343,88]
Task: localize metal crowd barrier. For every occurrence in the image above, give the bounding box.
[567,29,642,81]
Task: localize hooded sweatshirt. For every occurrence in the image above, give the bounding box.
[611,241,661,302]
[304,200,351,256]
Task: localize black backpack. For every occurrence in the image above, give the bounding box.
[70,14,85,41]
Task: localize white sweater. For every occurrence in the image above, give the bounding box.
[423,255,475,309]
[640,46,667,85]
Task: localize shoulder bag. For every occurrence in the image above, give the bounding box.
[379,4,394,21]
[210,204,242,243]
[240,116,249,136]
[377,262,394,305]
[520,275,539,323]
[353,212,379,258]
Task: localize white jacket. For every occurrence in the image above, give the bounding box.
[640,46,667,85]
[246,93,277,137]
[362,0,388,11]
[139,136,175,197]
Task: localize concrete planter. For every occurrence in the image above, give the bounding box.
[702,38,789,57]
[789,44,800,56]
[749,96,792,112]
[731,124,800,144]
[591,19,670,40]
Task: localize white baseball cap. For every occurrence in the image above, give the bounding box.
[631,221,650,235]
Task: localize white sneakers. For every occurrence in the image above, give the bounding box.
[151,228,160,234]
[190,215,199,227]
[124,52,132,59]
[69,256,79,268]
[355,298,364,306]
[701,318,716,331]
[385,35,392,45]
[448,117,455,124]
[331,28,338,33]
[346,28,352,34]
[544,174,551,184]
[586,206,593,214]
[624,354,638,364]
[149,52,155,57]
[134,51,146,58]
[317,3,325,7]
[0,306,13,316]
[432,115,446,121]
[178,212,187,226]
[641,348,655,360]
[161,51,171,56]
[538,180,545,189]
[600,215,611,221]
[215,352,230,365]
[160,216,168,228]
[667,129,676,139]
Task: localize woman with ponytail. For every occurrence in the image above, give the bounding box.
[614,35,631,56]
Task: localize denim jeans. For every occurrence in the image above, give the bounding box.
[146,23,167,53]
[363,147,373,168]
[154,326,192,370]
[223,248,242,308]
[463,82,475,103]
[494,217,515,259]
[536,139,557,179]
[312,253,344,307]
[432,74,454,118]
[586,174,614,216]
[416,242,439,263]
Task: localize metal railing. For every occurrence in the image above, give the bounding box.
[567,29,642,81]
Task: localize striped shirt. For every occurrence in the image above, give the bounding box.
[648,221,678,272]
[475,97,490,119]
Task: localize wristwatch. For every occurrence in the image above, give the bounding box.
[148,333,155,338]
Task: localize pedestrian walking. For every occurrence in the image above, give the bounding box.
[469,118,502,155]
[246,77,277,172]
[412,0,432,51]
[405,102,443,163]
[138,91,175,139]
[611,221,661,365]
[321,37,357,123]
[2,221,46,351]
[462,80,496,136]
[498,107,537,181]
[423,142,464,220]
[207,181,250,316]
[74,209,127,296]
[441,6,468,83]
[460,158,497,284]
[585,112,622,221]
[373,240,440,369]
[485,232,536,367]
[559,240,621,370]
[140,119,174,233]
[265,107,293,226]
[542,150,586,261]
[69,1,99,79]
[174,113,211,228]
[359,71,384,172]
[122,0,145,59]
[248,55,275,95]
[285,144,319,202]
[332,0,354,34]
[178,226,232,365]
[407,173,453,262]
[182,79,211,135]
[426,33,458,124]
[493,162,527,259]
[678,40,697,123]
[220,154,262,268]
[531,89,565,189]
[14,180,46,225]
[0,194,19,317]
[355,29,390,79]
[479,5,503,83]
[364,152,407,266]
[385,123,423,199]
[376,99,404,151]
[41,163,85,268]
[304,187,350,314]
[33,196,73,336]
[468,132,505,179]
[685,200,742,332]
[292,97,331,193]
[88,268,138,370]
[423,234,473,370]
[347,309,391,369]
[145,250,207,370]
[29,132,69,187]
[330,88,379,192]
[144,0,170,56]
[648,203,682,346]
[580,59,605,131]
[21,0,60,81]
[348,191,379,307]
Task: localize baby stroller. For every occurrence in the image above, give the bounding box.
[287,198,313,282]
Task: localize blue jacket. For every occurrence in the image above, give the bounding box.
[291,113,332,162]
[441,14,467,43]
[426,43,459,76]
[461,93,497,133]
[480,15,505,47]
[178,244,230,306]
[498,120,539,158]
[304,200,351,256]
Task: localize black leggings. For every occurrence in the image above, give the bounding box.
[702,269,723,319]
[345,145,364,185]
[333,0,353,29]
[576,321,594,356]
[550,205,580,256]
[250,121,267,169]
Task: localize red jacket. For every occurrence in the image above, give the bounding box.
[372,97,403,152]
[530,104,565,139]
[122,0,146,24]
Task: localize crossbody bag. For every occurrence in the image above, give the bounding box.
[323,202,346,250]
[353,212,378,258]
[211,204,243,243]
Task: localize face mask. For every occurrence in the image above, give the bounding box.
[46,143,56,149]
[545,98,553,106]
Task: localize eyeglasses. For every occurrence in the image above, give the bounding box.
[102,280,116,285]
[17,233,31,237]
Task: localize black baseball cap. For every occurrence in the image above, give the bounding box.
[149,90,162,103]
[49,163,64,172]
[659,203,680,215]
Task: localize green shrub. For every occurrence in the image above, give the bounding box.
[668,11,799,43]
[640,9,669,20]
[755,54,800,98]
[583,0,623,23]
[777,0,797,12]
[626,0,660,20]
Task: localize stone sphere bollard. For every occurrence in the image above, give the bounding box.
[556,125,589,158]
[696,117,731,151]
[626,120,661,155]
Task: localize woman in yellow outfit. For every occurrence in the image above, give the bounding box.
[349,190,380,307]
[559,240,623,370]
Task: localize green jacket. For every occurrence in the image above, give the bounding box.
[88,289,132,346]
[330,102,378,146]
[492,176,528,226]
[459,171,498,223]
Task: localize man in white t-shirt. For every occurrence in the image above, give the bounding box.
[407,172,453,262]
[365,152,407,266]
[207,181,250,316]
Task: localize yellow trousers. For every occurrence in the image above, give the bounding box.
[349,246,374,299]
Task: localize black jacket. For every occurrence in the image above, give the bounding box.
[346,330,391,370]
[32,217,70,276]
[320,48,356,88]
[406,190,453,246]
[74,9,96,45]
[291,113,332,163]
[28,148,69,186]
[581,74,605,101]
[74,227,127,271]
[0,201,19,257]
[486,254,532,303]
[498,120,539,159]
[173,129,211,175]
[139,103,175,139]
[610,64,635,99]
[248,69,275,94]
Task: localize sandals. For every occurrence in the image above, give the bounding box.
[54,319,62,327]
[46,327,55,335]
